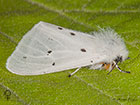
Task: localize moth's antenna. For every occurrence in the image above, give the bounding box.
[126,57,130,60]
[68,67,81,77]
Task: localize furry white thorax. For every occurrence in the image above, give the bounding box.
[91,28,128,63]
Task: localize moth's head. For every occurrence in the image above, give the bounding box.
[101,56,130,74]
[114,56,123,63]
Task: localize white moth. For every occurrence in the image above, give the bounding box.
[6,21,130,76]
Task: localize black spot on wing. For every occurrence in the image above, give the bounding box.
[48,38,53,41]
[58,27,63,30]
[81,48,86,52]
[48,50,52,54]
[47,50,52,55]
[70,32,75,36]
[23,56,27,59]
[52,62,55,66]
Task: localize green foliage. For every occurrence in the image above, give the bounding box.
[0,0,140,104]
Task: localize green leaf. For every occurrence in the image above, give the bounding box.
[0,0,140,104]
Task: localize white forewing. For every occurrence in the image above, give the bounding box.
[6,21,104,75]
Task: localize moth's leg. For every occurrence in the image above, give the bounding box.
[107,68,114,75]
[116,65,130,73]
[107,62,116,75]
[68,67,81,77]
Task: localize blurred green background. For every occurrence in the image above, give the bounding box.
[0,0,140,104]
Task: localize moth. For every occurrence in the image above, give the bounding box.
[6,21,130,76]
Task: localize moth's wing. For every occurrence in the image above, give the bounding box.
[6,21,104,75]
